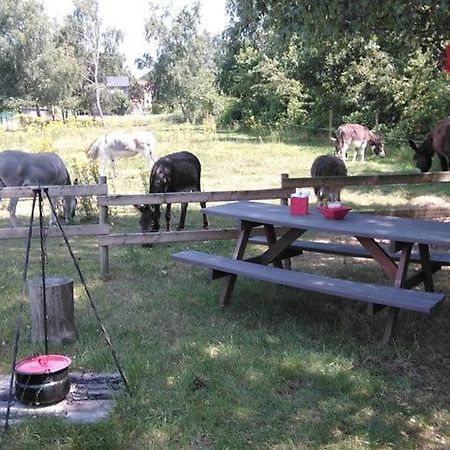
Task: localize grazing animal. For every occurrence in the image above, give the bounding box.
[310,155,348,206]
[0,150,77,227]
[134,151,209,233]
[408,118,450,172]
[331,123,385,162]
[86,131,157,176]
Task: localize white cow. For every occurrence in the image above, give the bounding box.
[331,123,385,162]
[86,131,157,177]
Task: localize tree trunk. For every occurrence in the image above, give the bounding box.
[28,276,76,345]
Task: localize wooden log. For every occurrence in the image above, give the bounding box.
[28,276,75,345]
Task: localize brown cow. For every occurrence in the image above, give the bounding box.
[331,123,385,162]
[408,118,450,172]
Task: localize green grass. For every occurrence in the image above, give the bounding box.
[0,116,449,449]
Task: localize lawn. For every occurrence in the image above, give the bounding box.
[0,115,449,449]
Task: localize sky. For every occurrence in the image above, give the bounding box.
[42,0,229,77]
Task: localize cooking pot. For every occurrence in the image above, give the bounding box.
[15,354,71,406]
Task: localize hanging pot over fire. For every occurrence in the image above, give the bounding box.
[15,354,71,406]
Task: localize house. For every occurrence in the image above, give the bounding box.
[106,76,130,96]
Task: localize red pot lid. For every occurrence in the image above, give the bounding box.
[15,354,71,375]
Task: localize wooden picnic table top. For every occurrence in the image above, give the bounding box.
[203,201,450,248]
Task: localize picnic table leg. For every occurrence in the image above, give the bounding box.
[383,243,412,344]
[418,244,434,292]
[219,223,253,307]
[357,237,398,315]
[264,225,283,268]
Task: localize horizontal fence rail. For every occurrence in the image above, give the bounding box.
[281,172,450,189]
[0,224,109,240]
[98,188,289,207]
[0,184,107,199]
[98,227,289,247]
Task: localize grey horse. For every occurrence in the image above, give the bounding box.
[0,150,77,227]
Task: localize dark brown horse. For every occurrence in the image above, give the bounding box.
[409,118,450,172]
[310,155,348,206]
[135,151,208,232]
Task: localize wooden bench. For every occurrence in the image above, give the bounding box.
[171,251,444,313]
[248,236,450,266]
[172,250,445,342]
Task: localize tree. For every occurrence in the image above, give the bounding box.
[142,2,222,122]
[222,1,450,133]
[58,0,126,122]
[0,0,84,115]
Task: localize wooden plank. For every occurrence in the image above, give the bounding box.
[99,228,243,246]
[171,251,444,313]
[364,207,450,219]
[98,188,288,206]
[98,227,289,247]
[0,224,109,240]
[0,184,107,198]
[281,172,450,189]
[248,236,450,266]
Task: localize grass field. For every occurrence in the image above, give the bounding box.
[0,115,449,449]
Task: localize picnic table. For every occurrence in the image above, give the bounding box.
[172,201,450,343]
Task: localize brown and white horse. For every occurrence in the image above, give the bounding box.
[332,123,385,162]
[409,118,450,172]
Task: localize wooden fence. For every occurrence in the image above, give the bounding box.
[1,172,449,277]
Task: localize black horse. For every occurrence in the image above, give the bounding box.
[135,151,209,232]
[409,118,450,172]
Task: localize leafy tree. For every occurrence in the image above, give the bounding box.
[58,0,126,122]
[0,0,83,115]
[142,2,222,122]
[222,1,449,133]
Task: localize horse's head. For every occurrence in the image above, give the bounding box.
[409,137,433,172]
[134,204,160,232]
[370,137,385,158]
[62,195,77,222]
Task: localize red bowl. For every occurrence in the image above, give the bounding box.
[318,205,352,220]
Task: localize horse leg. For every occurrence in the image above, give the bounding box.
[200,201,208,229]
[437,153,449,171]
[48,196,59,226]
[340,143,349,162]
[110,158,117,178]
[165,203,172,231]
[360,143,367,162]
[7,198,19,228]
[177,202,188,231]
[100,156,108,177]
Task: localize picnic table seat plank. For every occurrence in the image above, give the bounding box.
[171,250,444,314]
[248,236,450,266]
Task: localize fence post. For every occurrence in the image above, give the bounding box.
[328,110,333,141]
[99,176,110,278]
[280,173,292,270]
[374,111,379,130]
[280,173,289,206]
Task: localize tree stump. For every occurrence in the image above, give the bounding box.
[28,276,75,345]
